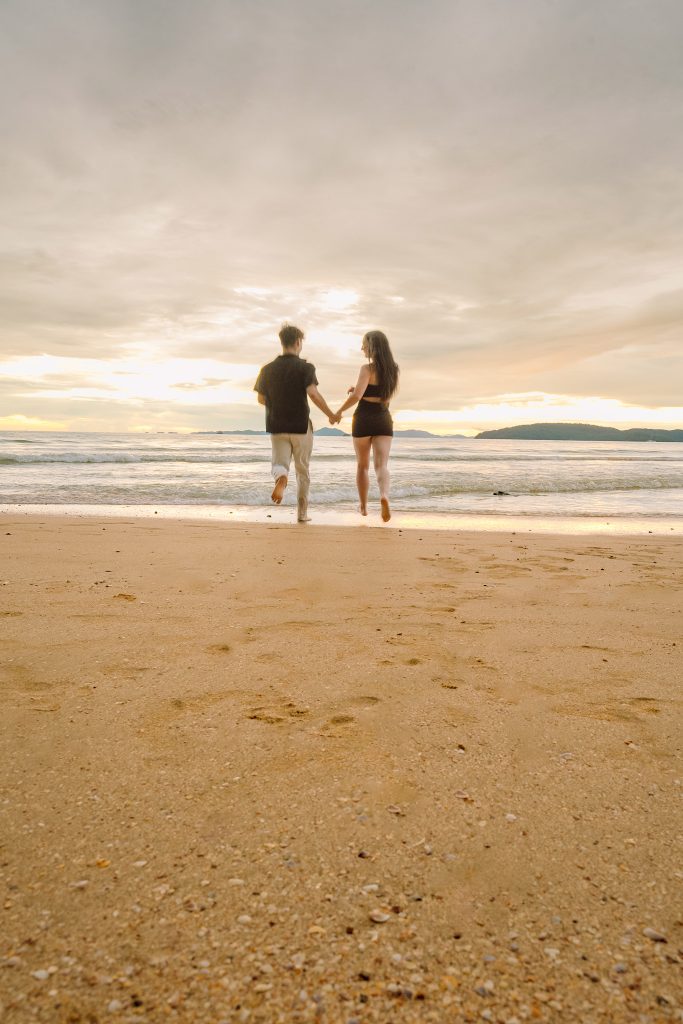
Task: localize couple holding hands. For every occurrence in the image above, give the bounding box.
[254,323,400,522]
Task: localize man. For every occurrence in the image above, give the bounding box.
[254,324,338,522]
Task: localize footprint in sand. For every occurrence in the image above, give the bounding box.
[628,697,664,714]
[486,564,535,578]
[284,702,310,718]
[247,702,310,725]
[167,693,229,714]
[468,657,497,672]
[248,710,286,724]
[319,713,357,735]
[3,664,55,693]
[154,689,260,729]
[319,696,381,733]
[556,698,664,723]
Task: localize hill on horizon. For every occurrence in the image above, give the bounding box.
[476,422,683,442]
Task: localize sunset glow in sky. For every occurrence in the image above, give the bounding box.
[1,1,682,434]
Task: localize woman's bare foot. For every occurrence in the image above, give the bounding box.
[271,475,288,504]
[380,497,391,522]
[359,503,368,516]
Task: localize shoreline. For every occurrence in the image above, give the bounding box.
[2,502,683,536]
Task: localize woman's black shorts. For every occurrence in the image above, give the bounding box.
[352,399,393,438]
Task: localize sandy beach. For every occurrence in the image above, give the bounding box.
[1,515,681,1023]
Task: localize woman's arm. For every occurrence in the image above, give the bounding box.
[336,365,371,417]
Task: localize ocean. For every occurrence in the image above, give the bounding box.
[1,431,682,533]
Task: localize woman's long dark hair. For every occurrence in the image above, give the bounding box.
[364,330,399,402]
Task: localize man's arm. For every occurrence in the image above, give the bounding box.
[254,366,267,407]
[307,384,338,424]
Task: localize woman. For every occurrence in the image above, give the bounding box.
[335,330,400,521]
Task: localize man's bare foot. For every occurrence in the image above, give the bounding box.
[297,516,312,523]
[297,502,310,523]
[380,497,391,522]
[271,475,287,504]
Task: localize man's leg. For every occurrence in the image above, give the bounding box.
[291,425,313,521]
[270,434,292,504]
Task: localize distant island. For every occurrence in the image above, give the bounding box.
[476,422,683,442]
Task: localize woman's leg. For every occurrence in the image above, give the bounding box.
[353,437,372,515]
[371,435,393,521]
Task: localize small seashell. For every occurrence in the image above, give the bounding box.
[369,910,391,923]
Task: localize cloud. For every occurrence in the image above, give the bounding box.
[0,413,67,430]
[1,0,682,428]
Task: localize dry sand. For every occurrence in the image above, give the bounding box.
[1,515,681,1023]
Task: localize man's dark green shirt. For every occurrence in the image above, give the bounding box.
[254,354,318,434]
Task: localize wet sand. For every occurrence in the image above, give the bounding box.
[1,516,681,1022]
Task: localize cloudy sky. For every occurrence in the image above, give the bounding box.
[1,0,682,434]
